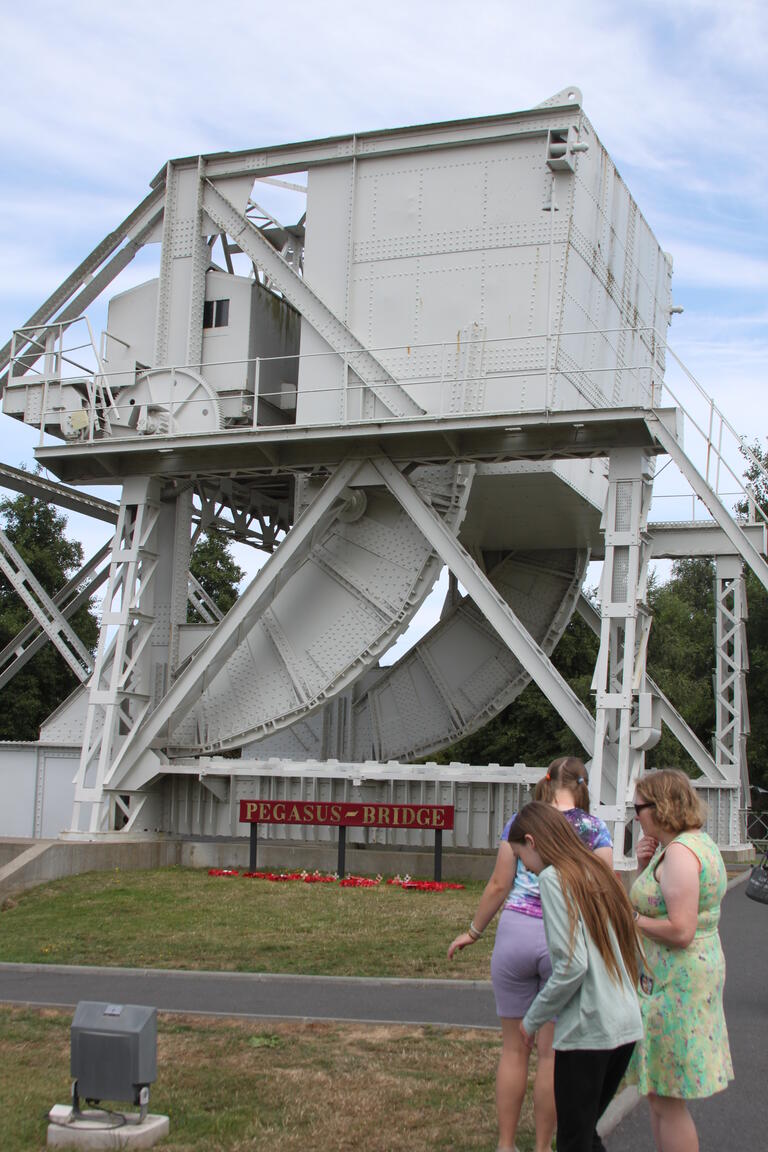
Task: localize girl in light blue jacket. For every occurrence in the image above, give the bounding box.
[508,802,642,1152]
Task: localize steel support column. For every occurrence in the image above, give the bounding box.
[71,478,162,833]
[713,555,751,847]
[590,448,656,853]
[577,592,727,783]
[113,457,364,789]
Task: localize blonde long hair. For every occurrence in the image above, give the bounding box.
[508,802,639,986]
[534,755,590,812]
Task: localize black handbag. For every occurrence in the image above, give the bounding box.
[745,852,768,904]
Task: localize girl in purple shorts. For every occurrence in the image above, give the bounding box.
[448,757,612,1152]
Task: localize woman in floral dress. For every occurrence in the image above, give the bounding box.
[630,769,733,1152]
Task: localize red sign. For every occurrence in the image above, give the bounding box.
[239,800,454,831]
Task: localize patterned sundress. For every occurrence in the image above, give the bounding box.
[629,829,734,1098]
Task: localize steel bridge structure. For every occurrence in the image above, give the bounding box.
[0,87,765,864]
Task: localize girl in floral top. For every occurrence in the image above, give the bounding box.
[448,757,612,1152]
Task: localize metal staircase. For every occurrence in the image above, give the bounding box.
[647,342,768,593]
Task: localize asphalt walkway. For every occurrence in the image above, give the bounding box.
[1,874,764,1147]
[0,963,498,1028]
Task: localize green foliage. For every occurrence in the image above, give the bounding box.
[734,437,768,520]
[0,489,98,740]
[188,529,245,622]
[645,558,716,771]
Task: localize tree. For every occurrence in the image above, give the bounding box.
[188,529,245,622]
[734,438,768,521]
[644,559,716,771]
[0,489,99,740]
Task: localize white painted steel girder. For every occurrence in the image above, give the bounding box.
[713,557,750,803]
[110,459,472,798]
[0,528,94,682]
[576,592,726,784]
[72,479,163,831]
[0,189,165,390]
[647,414,768,595]
[0,539,111,691]
[163,460,473,755]
[201,180,424,420]
[370,456,597,754]
[589,448,655,846]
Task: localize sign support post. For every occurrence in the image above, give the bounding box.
[337,825,346,877]
[433,829,442,882]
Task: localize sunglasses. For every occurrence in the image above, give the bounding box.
[633,801,656,815]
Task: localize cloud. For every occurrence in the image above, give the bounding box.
[1,0,764,463]
[667,244,768,289]
[3,2,765,203]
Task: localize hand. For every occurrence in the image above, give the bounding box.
[636,835,659,869]
[519,1021,534,1050]
[447,932,474,959]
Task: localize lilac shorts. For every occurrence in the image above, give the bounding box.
[491,908,552,1019]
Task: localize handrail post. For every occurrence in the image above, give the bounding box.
[716,416,724,496]
[705,398,714,488]
[252,358,260,429]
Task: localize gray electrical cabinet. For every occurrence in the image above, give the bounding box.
[70,1001,157,1106]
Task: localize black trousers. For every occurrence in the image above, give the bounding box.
[553,1042,635,1152]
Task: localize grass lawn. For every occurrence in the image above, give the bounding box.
[0,869,542,1150]
[0,866,496,979]
[1,1005,541,1152]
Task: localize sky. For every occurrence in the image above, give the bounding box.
[0,0,766,655]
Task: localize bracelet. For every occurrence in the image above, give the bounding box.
[633,910,640,922]
[467,921,484,941]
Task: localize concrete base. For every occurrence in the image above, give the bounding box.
[0,833,497,899]
[719,843,756,866]
[0,837,181,901]
[47,1106,169,1149]
[179,835,496,881]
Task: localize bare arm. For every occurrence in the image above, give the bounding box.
[448,840,516,959]
[635,842,700,948]
[594,845,614,867]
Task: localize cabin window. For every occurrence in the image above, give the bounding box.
[203,299,230,329]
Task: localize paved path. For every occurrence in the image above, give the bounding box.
[1,875,763,1147]
[0,963,498,1029]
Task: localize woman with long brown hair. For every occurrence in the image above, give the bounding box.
[447,757,613,1152]
[507,802,642,1152]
